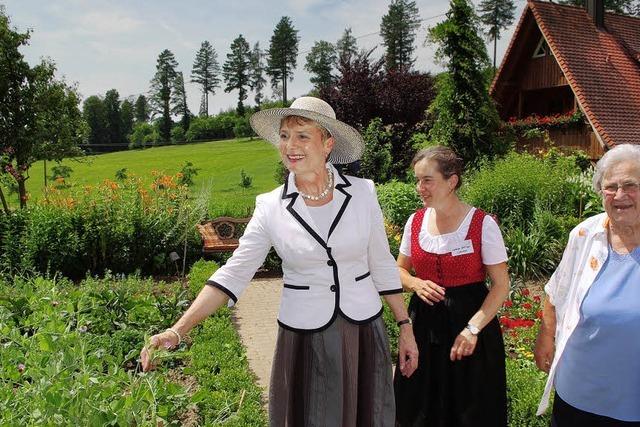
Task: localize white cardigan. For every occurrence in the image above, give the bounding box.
[207,163,402,332]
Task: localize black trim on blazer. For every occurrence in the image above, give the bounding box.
[276,308,383,333]
[355,271,371,281]
[339,306,384,325]
[205,280,238,303]
[328,170,352,239]
[379,288,403,296]
[283,283,310,290]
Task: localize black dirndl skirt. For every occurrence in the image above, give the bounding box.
[394,282,507,427]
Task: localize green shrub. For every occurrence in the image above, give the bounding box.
[360,118,393,183]
[186,113,237,142]
[232,114,254,139]
[376,181,422,228]
[461,152,580,230]
[171,125,186,143]
[129,122,158,148]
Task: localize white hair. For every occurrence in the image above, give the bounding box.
[592,144,640,191]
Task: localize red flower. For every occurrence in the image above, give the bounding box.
[536,310,543,319]
[523,303,532,310]
[503,300,513,308]
[522,288,530,296]
[533,295,541,303]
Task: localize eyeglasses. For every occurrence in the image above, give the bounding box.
[601,181,640,196]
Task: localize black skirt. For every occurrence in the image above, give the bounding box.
[394,282,507,427]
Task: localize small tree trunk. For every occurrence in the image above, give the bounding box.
[43,159,48,188]
[18,179,27,209]
[493,37,498,72]
[0,187,10,215]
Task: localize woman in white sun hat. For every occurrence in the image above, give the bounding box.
[142,96,418,426]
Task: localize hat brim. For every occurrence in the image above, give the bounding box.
[250,107,364,164]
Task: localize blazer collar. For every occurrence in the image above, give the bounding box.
[281,163,353,248]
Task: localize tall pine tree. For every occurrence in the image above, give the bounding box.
[267,16,299,104]
[172,72,190,132]
[428,0,505,167]
[380,0,421,71]
[305,41,337,92]
[249,42,267,107]
[223,34,252,115]
[477,0,516,70]
[149,49,178,142]
[191,41,220,117]
[336,27,358,64]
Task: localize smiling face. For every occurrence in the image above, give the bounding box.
[413,158,458,208]
[601,160,640,229]
[278,116,334,176]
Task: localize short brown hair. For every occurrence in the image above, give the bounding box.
[411,146,464,189]
[280,116,331,141]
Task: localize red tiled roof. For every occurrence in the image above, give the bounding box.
[491,1,640,148]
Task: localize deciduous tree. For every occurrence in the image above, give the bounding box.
[120,98,134,139]
[1,8,84,208]
[134,94,149,123]
[267,16,299,104]
[190,40,221,117]
[223,34,252,115]
[83,95,107,145]
[104,89,122,144]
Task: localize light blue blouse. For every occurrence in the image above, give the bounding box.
[555,245,640,421]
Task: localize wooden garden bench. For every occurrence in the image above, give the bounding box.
[196,217,251,255]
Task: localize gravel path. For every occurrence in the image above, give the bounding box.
[231,277,283,403]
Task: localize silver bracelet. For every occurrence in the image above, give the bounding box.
[165,327,182,345]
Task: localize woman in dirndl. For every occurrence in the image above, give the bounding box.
[142,97,419,426]
[394,146,510,427]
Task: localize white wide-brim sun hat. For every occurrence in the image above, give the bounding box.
[249,96,364,164]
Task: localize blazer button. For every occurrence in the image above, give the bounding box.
[330,285,337,292]
[327,260,335,266]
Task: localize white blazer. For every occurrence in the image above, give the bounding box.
[207,163,402,332]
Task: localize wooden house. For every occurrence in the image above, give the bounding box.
[490,0,640,158]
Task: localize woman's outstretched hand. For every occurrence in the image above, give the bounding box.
[140,331,179,372]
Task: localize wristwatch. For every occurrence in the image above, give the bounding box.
[465,323,480,336]
[397,318,412,327]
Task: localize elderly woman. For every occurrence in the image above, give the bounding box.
[141,97,418,426]
[534,144,640,426]
[393,146,510,427]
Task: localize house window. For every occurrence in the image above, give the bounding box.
[532,37,549,58]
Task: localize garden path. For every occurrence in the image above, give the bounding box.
[231,277,283,404]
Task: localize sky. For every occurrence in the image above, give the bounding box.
[2,0,529,115]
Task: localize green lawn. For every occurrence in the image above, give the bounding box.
[12,138,281,216]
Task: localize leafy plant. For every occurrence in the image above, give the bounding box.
[376,180,422,228]
[239,170,253,189]
[178,161,200,187]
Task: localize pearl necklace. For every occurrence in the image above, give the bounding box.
[298,165,334,201]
